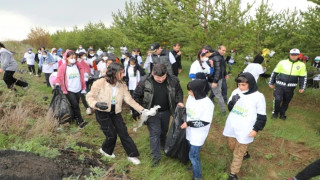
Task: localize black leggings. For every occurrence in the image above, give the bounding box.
[65,91,84,124]
[295,159,320,180]
[3,71,28,89]
[28,65,36,74]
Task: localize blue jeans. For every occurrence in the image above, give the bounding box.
[189,142,202,179]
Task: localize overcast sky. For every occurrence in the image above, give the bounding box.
[0,0,316,41]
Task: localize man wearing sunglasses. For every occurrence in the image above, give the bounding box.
[269,48,307,120]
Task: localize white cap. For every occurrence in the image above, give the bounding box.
[289,48,300,55]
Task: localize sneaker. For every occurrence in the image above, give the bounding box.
[128,157,141,165]
[271,113,278,119]
[29,72,32,75]
[99,148,115,158]
[151,158,160,167]
[280,115,287,120]
[86,108,92,115]
[78,121,88,128]
[243,151,250,160]
[228,173,238,180]
[35,74,39,77]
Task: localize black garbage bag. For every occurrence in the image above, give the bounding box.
[164,106,189,164]
[48,89,73,124]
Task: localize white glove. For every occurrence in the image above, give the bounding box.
[81,89,87,94]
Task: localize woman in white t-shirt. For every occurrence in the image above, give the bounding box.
[189,49,213,80]
[181,79,214,180]
[39,51,55,87]
[24,48,36,75]
[243,54,265,82]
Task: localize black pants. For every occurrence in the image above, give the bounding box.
[295,159,320,179]
[147,110,171,160]
[65,91,84,124]
[28,65,36,74]
[44,73,51,87]
[222,78,228,103]
[3,71,28,89]
[273,86,295,116]
[37,66,42,76]
[95,106,139,157]
[80,93,89,109]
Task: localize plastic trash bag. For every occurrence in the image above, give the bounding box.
[164,106,189,164]
[48,89,73,124]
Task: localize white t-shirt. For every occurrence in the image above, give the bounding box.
[97,61,107,72]
[243,63,264,82]
[111,85,117,105]
[127,66,140,90]
[42,58,54,73]
[66,65,82,93]
[169,52,176,64]
[52,54,61,70]
[186,96,214,146]
[144,55,151,73]
[223,88,266,144]
[123,59,129,75]
[189,60,211,80]
[24,52,35,65]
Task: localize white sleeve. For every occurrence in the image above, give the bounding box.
[169,52,176,64]
[24,53,27,58]
[137,56,143,65]
[189,62,197,74]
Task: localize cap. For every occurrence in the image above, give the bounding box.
[290,48,300,55]
[27,48,32,51]
[150,43,160,51]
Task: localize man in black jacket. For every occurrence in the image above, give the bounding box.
[208,45,228,115]
[171,43,182,77]
[133,64,184,166]
[150,42,174,76]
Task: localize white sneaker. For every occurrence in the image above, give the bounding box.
[35,74,39,77]
[29,72,32,75]
[86,108,92,115]
[99,148,115,158]
[127,157,141,165]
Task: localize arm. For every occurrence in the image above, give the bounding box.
[269,62,282,85]
[0,52,11,71]
[175,78,184,104]
[299,64,307,91]
[123,84,144,112]
[227,94,240,111]
[169,52,176,64]
[212,56,221,83]
[85,80,103,109]
[253,114,267,132]
[132,79,146,106]
[187,120,210,128]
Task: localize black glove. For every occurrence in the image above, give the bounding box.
[228,94,240,111]
[95,102,108,110]
[54,85,61,90]
[207,74,214,83]
[132,110,140,121]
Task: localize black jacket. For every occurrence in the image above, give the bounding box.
[133,74,183,115]
[209,51,227,83]
[171,50,182,76]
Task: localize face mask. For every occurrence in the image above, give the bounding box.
[28,51,32,54]
[102,57,108,60]
[43,55,47,58]
[53,53,56,55]
[240,89,249,93]
[90,53,94,56]
[69,59,76,64]
[38,52,41,54]
[130,64,135,67]
[82,56,87,60]
[202,57,209,61]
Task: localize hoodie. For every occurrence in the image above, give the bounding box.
[0,48,18,71]
[188,79,211,100]
[57,48,64,58]
[243,55,264,82]
[39,51,55,68]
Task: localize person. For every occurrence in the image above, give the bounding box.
[132,48,143,66]
[189,48,213,80]
[86,62,149,165]
[207,45,228,115]
[0,42,28,90]
[149,42,175,76]
[97,52,109,75]
[171,43,182,77]
[180,79,214,180]
[287,159,320,180]
[120,44,128,54]
[125,57,145,94]
[55,50,88,128]
[97,48,103,56]
[269,48,307,120]
[39,50,55,87]
[76,45,86,54]
[51,48,60,72]
[35,47,45,77]
[107,44,114,54]
[223,73,267,180]
[24,48,36,75]
[143,50,152,74]
[243,54,265,82]
[133,64,184,166]
[121,52,131,74]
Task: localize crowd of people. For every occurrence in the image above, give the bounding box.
[0,40,319,180]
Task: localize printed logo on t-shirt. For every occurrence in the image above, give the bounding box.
[111,96,116,104]
[187,109,196,119]
[68,73,80,79]
[231,105,248,117]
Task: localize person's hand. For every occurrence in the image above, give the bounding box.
[299,89,304,93]
[178,69,182,74]
[211,83,217,88]
[231,94,240,103]
[95,102,108,110]
[132,110,140,121]
[225,75,229,79]
[81,89,87,94]
[177,51,182,56]
[249,130,258,137]
[208,59,214,67]
[269,85,274,89]
[54,85,61,90]
[177,102,184,108]
[180,122,187,129]
[0,69,3,73]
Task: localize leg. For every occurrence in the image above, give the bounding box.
[37,66,42,76]
[189,144,202,179]
[147,114,162,160]
[45,73,51,87]
[295,159,320,180]
[65,91,84,124]
[228,137,237,151]
[159,110,171,149]
[28,65,32,73]
[31,65,36,75]
[80,93,89,109]
[222,78,228,103]
[230,140,248,175]
[279,88,294,116]
[211,79,226,113]
[273,86,284,116]
[3,71,17,88]
[95,110,117,155]
[113,113,140,157]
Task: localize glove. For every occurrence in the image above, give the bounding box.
[81,89,87,94]
[54,85,61,90]
[95,102,108,110]
[132,110,140,121]
[231,94,241,103]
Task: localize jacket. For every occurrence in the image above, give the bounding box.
[56,63,86,94]
[171,50,182,76]
[39,51,55,68]
[209,51,227,83]
[269,59,307,90]
[86,79,144,114]
[150,49,174,76]
[133,74,183,115]
[0,48,17,71]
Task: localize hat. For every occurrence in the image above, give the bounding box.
[27,48,32,51]
[289,48,300,55]
[150,43,160,51]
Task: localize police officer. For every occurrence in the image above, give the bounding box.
[269,48,307,120]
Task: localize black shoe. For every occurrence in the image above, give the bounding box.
[280,115,287,120]
[151,158,160,167]
[271,113,278,119]
[78,121,88,128]
[228,173,238,180]
[243,151,250,160]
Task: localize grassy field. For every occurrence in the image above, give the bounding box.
[0,43,319,180]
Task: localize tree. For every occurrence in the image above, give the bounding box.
[27,27,51,48]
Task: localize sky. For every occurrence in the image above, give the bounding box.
[0,0,316,41]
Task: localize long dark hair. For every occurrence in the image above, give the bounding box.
[0,42,5,48]
[106,62,124,85]
[197,49,208,70]
[129,57,138,76]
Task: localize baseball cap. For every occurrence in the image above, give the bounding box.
[289,48,300,55]
[150,43,160,51]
